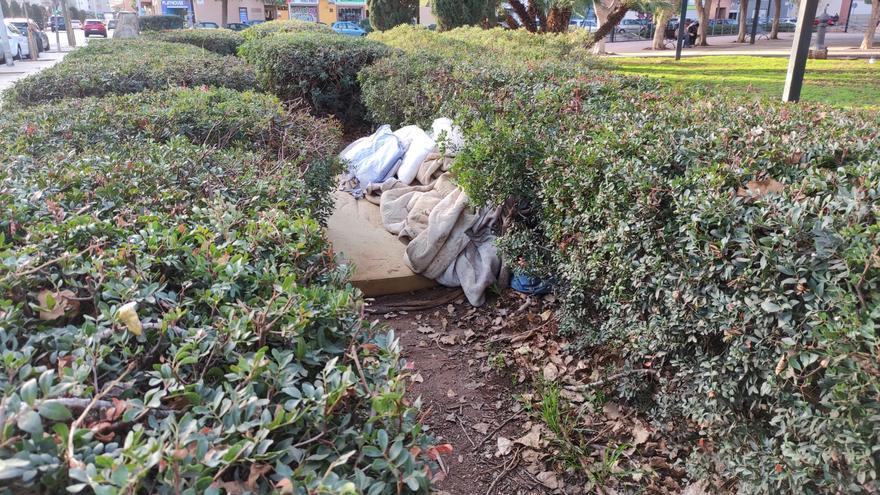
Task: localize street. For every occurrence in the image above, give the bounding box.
[0,27,112,93]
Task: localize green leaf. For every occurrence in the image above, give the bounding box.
[16,410,43,436]
[39,401,73,421]
[760,300,782,313]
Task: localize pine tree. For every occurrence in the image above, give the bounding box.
[431,0,496,30]
[367,0,417,31]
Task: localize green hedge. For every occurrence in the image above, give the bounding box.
[139,14,185,31]
[0,87,433,493]
[359,32,880,493]
[240,32,391,123]
[152,28,245,55]
[4,40,255,106]
[368,24,591,63]
[241,19,333,42]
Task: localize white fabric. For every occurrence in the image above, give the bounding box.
[393,126,436,185]
[430,118,464,154]
[339,125,404,188]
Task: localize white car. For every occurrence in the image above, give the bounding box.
[71,20,82,29]
[569,18,597,32]
[1,22,31,62]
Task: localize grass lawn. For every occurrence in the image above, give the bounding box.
[612,56,880,108]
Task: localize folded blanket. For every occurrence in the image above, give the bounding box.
[365,151,500,306]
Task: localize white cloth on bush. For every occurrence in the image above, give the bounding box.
[393,125,436,185]
[364,152,500,306]
[339,125,404,197]
[430,117,465,153]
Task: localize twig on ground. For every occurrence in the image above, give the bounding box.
[66,363,135,468]
[575,369,658,390]
[457,415,476,449]
[476,413,522,449]
[349,344,372,395]
[485,447,521,495]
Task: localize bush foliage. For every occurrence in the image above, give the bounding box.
[152,29,245,55]
[138,14,185,31]
[4,40,255,106]
[0,87,434,493]
[241,32,391,123]
[430,0,494,30]
[367,0,418,31]
[240,19,333,42]
[359,29,880,493]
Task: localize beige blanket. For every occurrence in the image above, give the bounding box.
[364,152,500,306]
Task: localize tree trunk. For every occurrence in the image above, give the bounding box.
[696,0,714,45]
[589,0,630,52]
[652,9,670,49]
[547,6,573,33]
[509,0,536,32]
[770,0,781,39]
[736,0,749,42]
[861,0,880,49]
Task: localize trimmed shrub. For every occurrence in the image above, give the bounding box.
[152,28,245,55]
[0,87,433,493]
[367,0,418,31]
[360,38,880,492]
[241,32,391,123]
[368,25,593,64]
[240,19,333,42]
[431,0,495,30]
[138,14,185,31]
[4,40,256,106]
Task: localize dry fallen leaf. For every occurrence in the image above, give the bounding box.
[632,421,651,445]
[439,335,457,345]
[417,325,434,334]
[410,372,424,383]
[38,289,79,321]
[542,363,559,381]
[496,436,513,456]
[603,402,621,420]
[515,424,542,449]
[472,422,490,435]
[446,389,457,398]
[537,471,560,489]
[246,463,272,491]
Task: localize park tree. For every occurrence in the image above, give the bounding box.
[770,0,781,38]
[368,0,417,30]
[651,2,674,48]
[505,0,574,32]
[693,0,714,45]
[431,0,496,30]
[736,0,749,41]
[10,0,23,17]
[862,0,879,48]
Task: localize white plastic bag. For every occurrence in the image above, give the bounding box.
[430,118,464,153]
[340,125,404,186]
[394,125,436,185]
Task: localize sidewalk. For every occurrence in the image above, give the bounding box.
[605,32,880,58]
[0,50,69,93]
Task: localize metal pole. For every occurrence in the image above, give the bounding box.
[782,0,819,101]
[749,0,761,43]
[843,0,854,32]
[0,0,14,66]
[675,0,688,60]
[54,0,61,51]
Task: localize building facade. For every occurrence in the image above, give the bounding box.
[287,0,365,24]
[154,0,267,25]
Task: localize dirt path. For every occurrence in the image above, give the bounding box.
[369,289,558,495]
[368,288,695,495]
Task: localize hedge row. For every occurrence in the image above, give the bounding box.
[151,29,245,55]
[4,40,255,106]
[241,32,391,123]
[0,46,434,493]
[359,33,880,493]
[241,19,334,42]
[139,14,185,31]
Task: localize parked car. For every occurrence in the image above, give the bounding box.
[70,19,82,29]
[195,21,220,29]
[244,20,264,26]
[331,21,366,36]
[48,15,65,32]
[1,22,31,62]
[7,18,49,52]
[224,22,248,30]
[616,18,649,34]
[83,19,106,37]
[108,18,117,29]
[569,17,597,31]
